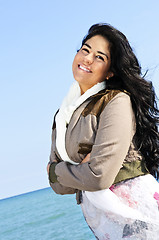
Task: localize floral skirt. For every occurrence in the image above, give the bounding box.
[80,174,159,240]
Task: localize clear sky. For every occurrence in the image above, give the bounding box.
[0,0,159,199]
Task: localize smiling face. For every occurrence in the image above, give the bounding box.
[72,35,113,94]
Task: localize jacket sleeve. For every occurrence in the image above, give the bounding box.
[49,128,58,163]
[48,124,77,195]
[55,92,135,191]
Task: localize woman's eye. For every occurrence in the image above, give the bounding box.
[81,48,89,53]
[96,55,105,61]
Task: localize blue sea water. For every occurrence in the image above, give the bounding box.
[0,188,94,240]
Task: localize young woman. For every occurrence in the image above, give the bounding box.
[47,23,159,239]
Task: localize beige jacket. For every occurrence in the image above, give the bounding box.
[49,90,147,199]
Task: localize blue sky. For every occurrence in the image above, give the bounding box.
[0,0,159,199]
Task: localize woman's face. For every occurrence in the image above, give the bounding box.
[72,35,113,94]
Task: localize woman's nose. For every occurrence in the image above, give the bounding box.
[83,53,94,64]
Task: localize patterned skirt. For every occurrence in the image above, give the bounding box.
[80,174,159,240]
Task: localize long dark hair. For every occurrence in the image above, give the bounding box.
[82,23,159,179]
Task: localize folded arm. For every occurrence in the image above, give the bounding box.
[54,93,135,191]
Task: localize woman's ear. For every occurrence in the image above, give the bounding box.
[106,72,114,80]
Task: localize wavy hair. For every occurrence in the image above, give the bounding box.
[81,23,159,179]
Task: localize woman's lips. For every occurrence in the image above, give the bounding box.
[78,64,92,73]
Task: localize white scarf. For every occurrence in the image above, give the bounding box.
[55,80,151,222]
[55,81,106,164]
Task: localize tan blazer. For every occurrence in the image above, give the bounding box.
[49,90,147,201]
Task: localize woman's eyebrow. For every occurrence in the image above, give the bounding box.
[83,43,91,49]
[83,43,109,60]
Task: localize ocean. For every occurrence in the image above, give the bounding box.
[0,188,94,240]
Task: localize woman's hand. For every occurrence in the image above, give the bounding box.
[47,160,57,175]
[80,153,90,164]
[47,163,50,175]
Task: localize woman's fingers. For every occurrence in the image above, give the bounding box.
[81,153,90,164]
